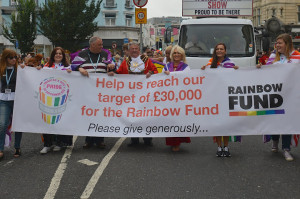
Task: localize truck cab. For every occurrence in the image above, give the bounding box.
[178,18,256,69]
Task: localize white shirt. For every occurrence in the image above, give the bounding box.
[0,66,16,101]
[130,56,145,73]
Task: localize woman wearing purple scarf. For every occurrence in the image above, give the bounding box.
[163,45,191,152]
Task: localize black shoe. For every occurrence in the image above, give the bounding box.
[223,147,231,157]
[97,142,106,149]
[144,141,153,147]
[83,143,93,149]
[14,148,21,158]
[216,147,223,157]
[0,151,4,160]
[127,141,139,147]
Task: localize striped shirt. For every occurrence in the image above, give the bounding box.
[74,49,112,73]
[266,50,300,65]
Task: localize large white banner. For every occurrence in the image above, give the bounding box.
[12,64,300,137]
[182,0,253,17]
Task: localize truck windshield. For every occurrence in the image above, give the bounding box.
[179,24,255,57]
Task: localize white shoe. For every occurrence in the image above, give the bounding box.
[283,150,294,161]
[40,147,51,154]
[53,146,62,152]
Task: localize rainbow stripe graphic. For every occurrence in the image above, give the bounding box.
[229,109,285,116]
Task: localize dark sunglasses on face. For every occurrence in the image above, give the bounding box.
[8,56,17,60]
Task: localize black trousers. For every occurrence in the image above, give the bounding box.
[131,138,152,143]
[85,136,104,145]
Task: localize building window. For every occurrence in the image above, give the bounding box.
[126,15,132,26]
[10,0,18,6]
[298,6,300,23]
[257,9,260,26]
[280,8,283,16]
[125,0,133,8]
[105,0,117,8]
[105,14,116,26]
[272,8,276,16]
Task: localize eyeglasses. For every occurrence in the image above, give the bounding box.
[8,56,17,60]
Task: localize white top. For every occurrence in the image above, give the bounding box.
[0,66,16,101]
[273,51,300,64]
[43,62,71,70]
[130,56,145,73]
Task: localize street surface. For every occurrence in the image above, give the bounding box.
[1,133,300,199]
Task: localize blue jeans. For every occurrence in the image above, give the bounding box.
[0,100,14,151]
[272,135,292,151]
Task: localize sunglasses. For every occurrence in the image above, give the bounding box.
[8,56,18,60]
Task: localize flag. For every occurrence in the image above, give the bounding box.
[150,28,154,35]
[173,28,178,35]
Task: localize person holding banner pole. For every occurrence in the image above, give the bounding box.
[38,47,73,154]
[258,33,300,161]
[72,36,115,149]
[0,49,25,160]
[108,41,158,147]
[163,45,191,152]
[202,43,239,157]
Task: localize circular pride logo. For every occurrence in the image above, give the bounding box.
[39,77,70,124]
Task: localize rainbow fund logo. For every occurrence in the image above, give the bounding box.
[39,77,70,124]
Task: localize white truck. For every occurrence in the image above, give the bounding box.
[177,17,256,69]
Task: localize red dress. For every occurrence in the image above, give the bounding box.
[166,137,191,146]
[164,61,191,146]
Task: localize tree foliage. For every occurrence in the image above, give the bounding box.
[38,0,102,52]
[2,0,37,54]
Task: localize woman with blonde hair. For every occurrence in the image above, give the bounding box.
[0,49,25,160]
[258,33,300,161]
[163,45,191,152]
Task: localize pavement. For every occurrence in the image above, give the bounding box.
[1,133,300,199]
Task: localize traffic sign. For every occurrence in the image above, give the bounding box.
[133,0,148,8]
[124,38,129,44]
[135,8,147,24]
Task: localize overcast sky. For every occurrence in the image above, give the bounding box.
[144,0,182,19]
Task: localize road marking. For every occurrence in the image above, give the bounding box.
[3,160,14,167]
[43,136,78,199]
[80,137,126,199]
[78,159,98,166]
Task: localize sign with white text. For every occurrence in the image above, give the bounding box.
[182,0,253,17]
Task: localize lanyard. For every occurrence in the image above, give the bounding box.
[88,53,101,73]
[280,56,286,64]
[6,67,14,86]
[54,63,62,69]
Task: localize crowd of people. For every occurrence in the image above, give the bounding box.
[0,33,299,162]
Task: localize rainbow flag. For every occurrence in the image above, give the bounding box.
[213,136,242,143]
[151,59,165,73]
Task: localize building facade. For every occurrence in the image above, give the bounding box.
[94,0,139,55]
[0,0,52,55]
[250,0,300,50]
[0,0,139,56]
[148,17,185,50]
